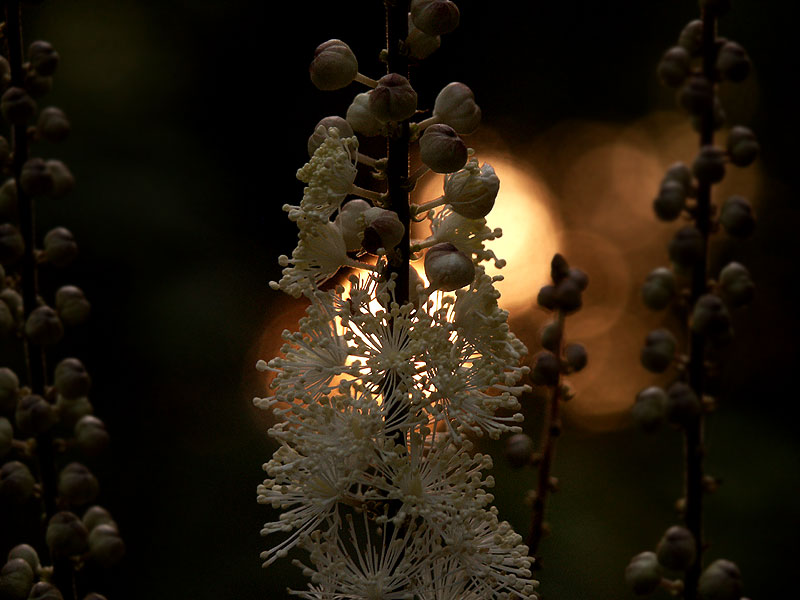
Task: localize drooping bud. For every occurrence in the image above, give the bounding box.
[75,415,110,456]
[55,285,91,326]
[690,294,732,344]
[442,160,499,219]
[28,582,64,600]
[692,146,726,185]
[406,14,441,59]
[530,351,560,386]
[625,551,662,595]
[0,558,34,600]
[668,225,705,269]
[698,559,743,600]
[54,357,92,399]
[0,461,36,504]
[369,73,418,122]
[719,195,755,238]
[0,223,25,265]
[657,46,692,88]
[28,40,60,76]
[0,87,37,124]
[58,462,99,507]
[640,329,677,373]
[346,92,385,136]
[666,381,702,426]
[0,367,19,413]
[424,242,475,291]
[632,386,668,432]
[25,305,64,345]
[46,511,89,558]
[43,227,79,267]
[565,343,588,372]
[309,39,358,91]
[716,41,750,82]
[642,267,677,311]
[656,525,697,571]
[717,262,754,307]
[88,524,126,567]
[419,124,468,173]
[360,207,405,255]
[505,433,534,468]
[307,117,353,157]
[37,106,71,142]
[432,82,481,134]
[46,159,76,198]
[15,393,57,435]
[726,126,759,167]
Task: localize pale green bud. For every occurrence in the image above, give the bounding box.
[43,227,78,267]
[82,505,118,532]
[54,357,92,399]
[420,124,468,174]
[75,415,110,456]
[6,544,39,572]
[642,267,676,311]
[346,92,385,136]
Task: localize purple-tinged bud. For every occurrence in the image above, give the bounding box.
[410,0,460,36]
[568,267,589,291]
[658,46,691,88]
[654,179,687,221]
[15,394,57,435]
[43,227,78,267]
[307,117,353,157]
[505,433,534,468]
[55,285,91,327]
[25,305,64,345]
[719,195,755,238]
[46,160,75,198]
[530,351,560,386]
[550,253,570,284]
[28,582,64,600]
[642,267,677,311]
[666,381,701,426]
[0,223,24,265]
[678,75,714,116]
[0,461,35,504]
[361,207,405,255]
[433,82,481,134]
[28,40,60,76]
[537,285,557,311]
[309,39,358,91]
[37,106,71,142]
[632,386,668,432]
[442,160,499,219]
[346,92,385,136]
[20,157,54,196]
[406,15,441,60]
[726,126,759,167]
[554,277,583,314]
[718,262,754,307]
[716,41,751,82]
[54,357,92,399]
[75,415,110,457]
[625,551,662,595]
[640,329,677,373]
[0,367,19,413]
[419,124,468,173]
[698,559,742,600]
[565,343,588,372]
[46,511,89,558]
[0,558,34,600]
[656,525,697,571]
[0,87,36,124]
[369,73,418,122]
[692,146,726,184]
[58,462,99,507]
[678,20,704,56]
[668,226,705,269]
[691,294,732,344]
[424,242,475,291]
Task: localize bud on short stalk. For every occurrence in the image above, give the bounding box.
[369,73,418,122]
[0,223,25,265]
[640,328,678,373]
[642,267,677,310]
[346,92,386,136]
[691,294,732,344]
[54,357,92,399]
[15,393,57,435]
[307,117,353,157]
[632,386,668,432]
[530,351,560,386]
[698,559,743,600]
[28,40,60,76]
[716,41,751,82]
[430,82,481,134]
[83,505,118,532]
[37,106,71,142]
[658,46,692,88]
[46,159,75,198]
[46,511,89,558]
[58,462,100,507]
[0,87,37,124]
[0,558,34,600]
[442,160,499,219]
[656,525,697,571]
[7,544,39,572]
[406,15,441,60]
[0,367,20,413]
[726,126,759,167]
[360,207,405,255]
[25,305,64,345]
[309,39,359,91]
[717,262,754,307]
[653,179,687,221]
[678,20,704,56]
[565,343,588,372]
[0,460,36,504]
[410,0,460,36]
[20,157,54,197]
[668,225,705,270]
[55,285,91,326]
[625,551,662,595]
[419,124,468,173]
[692,146,726,185]
[28,582,64,600]
[88,524,126,567]
[424,242,475,292]
[666,381,702,426]
[334,199,372,252]
[719,195,755,238]
[43,226,78,267]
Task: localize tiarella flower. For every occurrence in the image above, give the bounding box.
[415,206,505,268]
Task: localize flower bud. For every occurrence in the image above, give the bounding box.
[75,415,110,456]
[0,179,17,220]
[0,299,15,337]
[0,288,22,321]
[410,0,460,36]
[666,381,701,426]
[0,56,9,88]
[668,226,705,269]
[28,40,60,76]
[43,227,78,267]
[55,285,91,327]
[554,277,583,314]
[346,92,385,136]
[530,351,560,386]
[656,525,697,571]
[642,267,676,311]
[718,262,754,307]
[0,223,25,265]
[692,146,726,185]
[433,82,481,134]
[663,161,694,192]
[15,393,57,435]
[658,46,691,88]
[0,461,35,503]
[46,159,75,198]
[726,126,759,167]
[640,329,677,373]
[0,367,19,413]
[334,199,371,252]
[24,71,52,99]
[0,416,12,458]
[309,39,358,91]
[28,582,64,600]
[565,343,588,372]
[21,157,55,196]
[537,285,557,311]
[568,267,589,291]
[625,551,662,595]
[505,433,534,468]
[25,305,64,345]
[632,386,668,432]
[549,253,570,285]
[678,20,703,56]
[88,523,125,567]
[54,357,92,399]
[424,242,475,291]
[46,511,89,558]
[1,87,36,124]
[678,75,714,116]
[37,106,71,142]
[406,15,441,60]
[369,73,418,122]
[690,293,732,344]
[698,559,742,600]
[82,505,118,532]
[58,462,99,507]
[419,124,468,173]
[719,195,755,238]
[716,41,751,82]
[653,179,687,221]
[442,161,499,219]
[7,544,39,572]
[307,117,353,157]
[361,208,405,255]
[0,558,34,600]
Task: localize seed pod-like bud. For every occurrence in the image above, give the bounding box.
[406,14,441,60]
[632,386,668,432]
[55,285,91,327]
[726,126,759,167]
[410,0,460,36]
[640,329,677,373]
[625,551,662,595]
[369,73,417,122]
[46,160,75,198]
[28,582,64,600]
[668,225,705,269]
[442,160,499,219]
[37,106,71,142]
[307,117,353,157]
[54,357,92,399]
[505,433,534,468]
[1,87,37,124]
[28,40,60,76]
[678,20,704,56]
[678,75,714,116]
[346,92,385,136]
[656,525,697,571]
[691,293,732,344]
[698,559,742,600]
[666,381,702,426]
[309,39,358,91]
[0,460,35,503]
[0,416,12,457]
[0,223,25,265]
[58,462,99,507]
[716,41,751,82]
[82,505,118,532]
[25,305,64,345]
[15,394,57,435]
[654,179,687,221]
[46,511,89,558]
[692,146,726,185]
[424,242,475,292]
[420,124,468,173]
[718,262,754,307]
[43,227,78,267]
[719,195,755,238]
[361,208,405,255]
[20,157,54,197]
[7,544,39,572]
[530,351,560,386]
[658,46,691,88]
[75,415,110,456]
[0,558,34,600]
[642,267,677,311]
[433,82,481,134]
[88,523,126,567]
[0,367,20,413]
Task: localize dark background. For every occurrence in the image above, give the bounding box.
[1,0,798,598]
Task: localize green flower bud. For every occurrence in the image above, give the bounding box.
[504,433,534,468]
[424,242,475,292]
[410,0,460,36]
[346,92,385,137]
[0,223,25,265]
[420,124,468,174]
[632,386,668,432]
[692,146,726,185]
[24,305,64,345]
[28,582,64,600]
[0,87,37,124]
[668,226,705,269]
[666,381,701,426]
[54,357,92,399]
[691,294,732,344]
[20,157,54,197]
[565,343,588,372]
[0,367,20,413]
[719,195,755,238]
[642,267,677,311]
[46,160,75,198]
[307,117,353,157]
[658,46,691,88]
[88,523,125,567]
[82,505,118,532]
[15,394,57,435]
[46,511,89,558]
[656,525,697,571]
[309,39,358,91]
[654,179,687,221]
[0,461,35,504]
[717,41,750,82]
[7,544,39,572]
[718,262,754,307]
[698,559,743,600]
[432,82,481,134]
[37,106,71,142]
[28,40,60,76]
[625,551,662,595]
[43,227,78,267]
[75,415,110,456]
[678,75,714,116]
[369,73,418,122]
[0,558,34,600]
[726,126,759,167]
[640,329,677,373]
[55,285,91,327]
[530,351,560,386]
[677,20,704,56]
[0,416,12,457]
